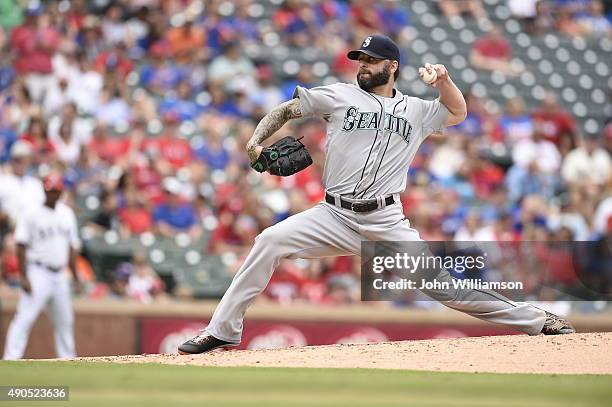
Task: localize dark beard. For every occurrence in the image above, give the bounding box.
[357,63,391,91]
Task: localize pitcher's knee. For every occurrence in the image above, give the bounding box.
[254,227,288,249]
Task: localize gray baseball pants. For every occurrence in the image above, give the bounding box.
[205,199,546,343]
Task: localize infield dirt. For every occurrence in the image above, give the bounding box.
[78,332,611,374]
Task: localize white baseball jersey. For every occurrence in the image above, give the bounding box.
[14,202,81,268]
[293,83,449,199]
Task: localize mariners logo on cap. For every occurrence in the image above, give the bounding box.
[362,36,371,47]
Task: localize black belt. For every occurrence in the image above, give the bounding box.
[325,192,395,213]
[33,261,62,273]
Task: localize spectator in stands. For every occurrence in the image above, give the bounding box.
[532,91,577,148]
[577,0,612,37]
[42,76,71,118]
[20,116,56,164]
[0,141,44,226]
[138,42,184,97]
[470,24,520,76]
[194,121,230,171]
[52,121,81,165]
[0,232,20,288]
[532,0,556,34]
[118,189,153,237]
[205,82,243,118]
[252,65,284,113]
[555,7,587,37]
[208,40,256,91]
[436,0,489,21]
[508,0,539,23]
[349,0,383,39]
[48,102,92,146]
[0,127,17,164]
[455,211,496,241]
[68,51,103,115]
[153,179,201,238]
[158,80,202,122]
[146,114,193,172]
[87,122,129,165]
[10,5,61,102]
[225,1,261,46]
[78,15,105,60]
[94,84,132,125]
[93,41,133,79]
[1,80,38,131]
[166,16,205,64]
[467,150,505,199]
[377,0,412,44]
[506,160,550,203]
[87,190,119,232]
[499,97,534,146]
[281,65,315,101]
[561,132,611,189]
[101,3,127,46]
[512,129,562,176]
[0,0,22,31]
[592,196,612,236]
[65,147,106,197]
[125,250,166,303]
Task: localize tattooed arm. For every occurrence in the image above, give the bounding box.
[246,98,303,162]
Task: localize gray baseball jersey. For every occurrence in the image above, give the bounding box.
[201,83,547,346]
[293,83,449,199]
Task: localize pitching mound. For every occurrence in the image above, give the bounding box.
[80,332,611,374]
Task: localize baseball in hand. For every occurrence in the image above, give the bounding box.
[420,67,437,84]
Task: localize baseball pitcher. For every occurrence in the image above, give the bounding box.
[179,35,574,354]
[3,173,82,360]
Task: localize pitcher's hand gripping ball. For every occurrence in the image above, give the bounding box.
[251,136,313,176]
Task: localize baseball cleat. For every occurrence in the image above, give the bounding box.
[178,332,238,355]
[541,312,576,335]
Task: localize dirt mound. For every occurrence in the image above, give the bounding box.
[79,332,611,374]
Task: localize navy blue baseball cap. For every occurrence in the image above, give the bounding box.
[347,35,401,63]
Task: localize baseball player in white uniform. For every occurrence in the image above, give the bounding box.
[3,173,83,360]
[179,35,575,355]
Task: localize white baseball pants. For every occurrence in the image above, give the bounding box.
[205,201,547,344]
[3,264,76,360]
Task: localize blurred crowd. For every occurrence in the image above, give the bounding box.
[0,0,610,306]
[507,0,612,37]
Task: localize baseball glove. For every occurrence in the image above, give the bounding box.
[251,136,313,176]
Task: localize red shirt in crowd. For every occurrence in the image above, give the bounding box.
[10,24,60,74]
[473,37,511,60]
[94,51,134,78]
[146,135,193,170]
[21,133,56,155]
[532,110,577,146]
[470,163,504,199]
[118,207,153,235]
[130,158,163,205]
[350,6,382,30]
[88,137,130,164]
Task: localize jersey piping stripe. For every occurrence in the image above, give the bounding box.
[473,288,517,307]
[352,89,384,197]
[356,96,406,199]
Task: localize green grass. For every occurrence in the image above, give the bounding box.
[0,362,610,407]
